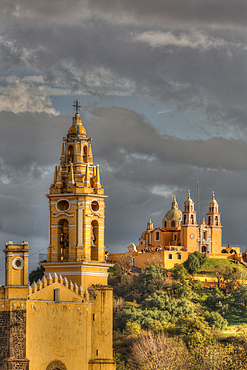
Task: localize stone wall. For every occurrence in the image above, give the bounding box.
[0,309,29,370]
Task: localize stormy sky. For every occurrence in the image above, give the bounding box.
[1,1,247,283]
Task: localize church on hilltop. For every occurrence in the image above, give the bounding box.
[108,191,241,270]
[0,102,116,370]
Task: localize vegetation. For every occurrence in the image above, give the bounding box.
[29,265,45,284]
[109,253,247,369]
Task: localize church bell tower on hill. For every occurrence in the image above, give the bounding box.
[42,101,111,289]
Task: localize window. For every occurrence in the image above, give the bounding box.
[203,231,206,240]
[208,216,211,225]
[171,221,175,227]
[215,216,218,226]
[164,221,167,228]
[174,234,177,241]
[53,288,60,302]
[183,215,186,224]
[190,215,194,224]
[177,253,182,260]
[156,231,160,241]
[132,257,135,266]
[168,254,173,260]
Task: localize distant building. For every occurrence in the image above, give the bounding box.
[109,191,241,270]
[0,104,115,370]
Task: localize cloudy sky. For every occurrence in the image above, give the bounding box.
[1,1,247,283]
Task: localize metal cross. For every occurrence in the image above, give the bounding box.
[73,100,81,114]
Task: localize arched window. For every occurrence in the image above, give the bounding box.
[183,215,186,224]
[67,145,74,163]
[91,220,99,261]
[202,245,207,253]
[190,215,194,224]
[156,231,160,241]
[215,216,218,226]
[171,221,175,227]
[83,145,88,163]
[168,253,173,260]
[208,216,211,225]
[177,253,182,260]
[53,288,60,302]
[174,234,177,241]
[164,221,167,228]
[58,219,69,261]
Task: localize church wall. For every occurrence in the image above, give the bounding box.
[26,300,91,370]
[211,229,222,254]
[89,286,115,370]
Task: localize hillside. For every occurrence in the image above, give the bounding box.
[110,252,247,369]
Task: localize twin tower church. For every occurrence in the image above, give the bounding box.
[108,191,240,271]
[0,103,115,370]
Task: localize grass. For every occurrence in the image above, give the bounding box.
[198,258,247,274]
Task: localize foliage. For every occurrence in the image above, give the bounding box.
[184,251,207,274]
[176,314,213,346]
[29,265,45,284]
[128,331,191,370]
[203,311,228,330]
[114,293,195,331]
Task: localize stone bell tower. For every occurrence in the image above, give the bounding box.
[42,101,111,289]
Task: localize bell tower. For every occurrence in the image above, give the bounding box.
[181,190,198,252]
[207,191,222,253]
[42,101,111,289]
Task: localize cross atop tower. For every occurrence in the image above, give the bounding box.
[73,100,81,115]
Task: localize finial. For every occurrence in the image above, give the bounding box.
[173,196,176,202]
[73,100,81,115]
[212,191,215,200]
[188,190,191,199]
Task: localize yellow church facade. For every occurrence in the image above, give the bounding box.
[0,102,116,370]
[109,191,241,270]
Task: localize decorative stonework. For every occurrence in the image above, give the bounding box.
[46,360,67,370]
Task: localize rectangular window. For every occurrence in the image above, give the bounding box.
[156,231,160,241]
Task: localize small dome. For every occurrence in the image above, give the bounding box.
[209,191,218,205]
[68,123,86,137]
[185,190,193,203]
[140,230,149,239]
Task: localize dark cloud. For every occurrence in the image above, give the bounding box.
[0,4,247,129]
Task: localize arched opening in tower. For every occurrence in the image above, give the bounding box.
[67,145,74,163]
[83,145,88,163]
[58,219,69,261]
[91,220,99,261]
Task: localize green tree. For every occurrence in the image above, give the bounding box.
[29,265,45,284]
[184,252,207,274]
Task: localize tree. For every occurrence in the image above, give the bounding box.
[184,252,207,274]
[128,331,191,370]
[29,265,45,284]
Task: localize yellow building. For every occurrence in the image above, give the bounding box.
[109,191,241,270]
[0,102,116,370]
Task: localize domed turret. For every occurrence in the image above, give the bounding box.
[140,218,153,240]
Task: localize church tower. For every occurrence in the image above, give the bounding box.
[206,191,222,253]
[181,190,198,252]
[42,101,111,289]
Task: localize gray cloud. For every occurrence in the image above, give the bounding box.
[0,4,246,130]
